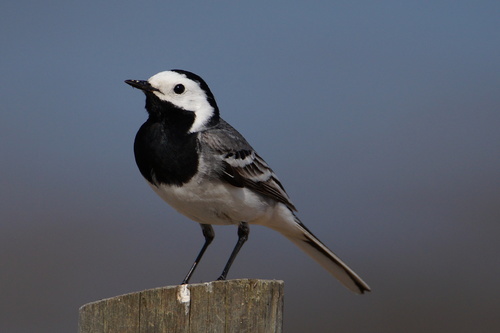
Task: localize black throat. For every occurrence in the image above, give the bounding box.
[134,94,199,187]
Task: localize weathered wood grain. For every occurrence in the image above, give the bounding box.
[79,279,284,333]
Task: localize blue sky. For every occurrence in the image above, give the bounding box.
[1,1,500,332]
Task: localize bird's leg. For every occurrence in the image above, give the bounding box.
[217,222,249,281]
[181,224,214,284]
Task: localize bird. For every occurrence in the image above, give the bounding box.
[125,70,371,294]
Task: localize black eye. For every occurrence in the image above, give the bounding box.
[174,84,185,94]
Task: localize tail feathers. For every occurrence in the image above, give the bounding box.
[282,220,371,294]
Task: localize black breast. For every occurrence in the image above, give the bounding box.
[134,119,199,187]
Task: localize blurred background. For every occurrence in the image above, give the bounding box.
[1,1,499,332]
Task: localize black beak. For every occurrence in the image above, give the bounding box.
[124,79,159,93]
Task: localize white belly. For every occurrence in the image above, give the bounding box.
[150,178,275,226]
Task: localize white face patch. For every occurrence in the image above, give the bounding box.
[147,71,215,133]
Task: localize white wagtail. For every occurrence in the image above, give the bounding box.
[125,70,371,294]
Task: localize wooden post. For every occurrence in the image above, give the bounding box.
[79,279,284,333]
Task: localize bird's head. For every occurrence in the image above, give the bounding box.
[125,70,219,133]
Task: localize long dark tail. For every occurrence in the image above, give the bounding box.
[272,215,371,294]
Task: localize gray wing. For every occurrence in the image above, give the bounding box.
[199,119,297,211]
